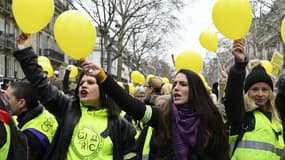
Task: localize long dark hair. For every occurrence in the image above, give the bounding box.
[154,69,227,151]
[74,73,120,116]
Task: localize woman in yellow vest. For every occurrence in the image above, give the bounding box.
[225,39,285,159]
[15,33,138,160]
[80,57,229,159]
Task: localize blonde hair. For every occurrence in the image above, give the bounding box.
[244,89,280,122]
[161,83,173,95]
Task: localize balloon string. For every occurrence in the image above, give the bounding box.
[171,53,175,67]
[217,56,224,72]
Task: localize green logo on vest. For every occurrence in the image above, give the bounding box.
[41,117,54,132]
[71,127,104,159]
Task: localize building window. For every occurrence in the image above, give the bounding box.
[6,55,14,77]
[0,55,5,75]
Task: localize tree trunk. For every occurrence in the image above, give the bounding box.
[100,36,104,68]
[116,24,125,81]
[104,34,112,73]
[117,55,123,81]
[107,51,112,73]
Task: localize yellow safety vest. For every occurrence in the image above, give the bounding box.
[66,106,113,160]
[21,109,58,142]
[0,123,10,160]
[230,110,285,160]
[142,126,153,160]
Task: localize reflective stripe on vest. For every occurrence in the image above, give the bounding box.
[21,109,58,142]
[0,124,10,160]
[141,105,152,123]
[230,140,284,156]
[230,110,285,160]
[142,127,153,160]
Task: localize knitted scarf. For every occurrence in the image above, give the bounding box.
[171,104,200,159]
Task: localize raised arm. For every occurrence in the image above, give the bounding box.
[276,70,285,119]
[224,39,247,133]
[14,33,70,118]
[62,67,71,94]
[79,59,160,127]
[218,71,227,103]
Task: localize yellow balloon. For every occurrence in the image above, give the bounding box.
[38,56,51,64]
[131,71,141,84]
[281,18,285,44]
[67,65,78,78]
[212,0,252,40]
[162,77,169,84]
[38,61,53,78]
[128,83,135,95]
[261,60,273,74]
[12,0,54,33]
[175,50,203,73]
[199,29,219,52]
[137,74,145,85]
[54,10,96,60]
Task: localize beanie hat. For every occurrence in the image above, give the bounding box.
[244,65,273,93]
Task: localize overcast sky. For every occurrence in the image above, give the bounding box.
[167,0,217,61]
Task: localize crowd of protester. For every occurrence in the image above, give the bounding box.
[1,33,285,160]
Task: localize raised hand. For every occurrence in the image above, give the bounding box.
[16,33,31,50]
[232,39,246,62]
[219,70,228,85]
[78,59,102,77]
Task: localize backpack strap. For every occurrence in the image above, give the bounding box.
[25,128,50,151]
[101,115,122,159]
[231,112,255,157]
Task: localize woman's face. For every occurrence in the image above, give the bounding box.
[248,82,271,106]
[172,73,189,105]
[134,92,145,102]
[78,75,100,106]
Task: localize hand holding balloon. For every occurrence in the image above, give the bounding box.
[79,59,101,77]
[231,39,246,62]
[16,33,31,50]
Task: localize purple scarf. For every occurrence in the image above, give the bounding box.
[171,104,200,160]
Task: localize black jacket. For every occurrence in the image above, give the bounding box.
[17,104,49,160]
[14,47,137,160]
[0,109,29,160]
[100,73,229,160]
